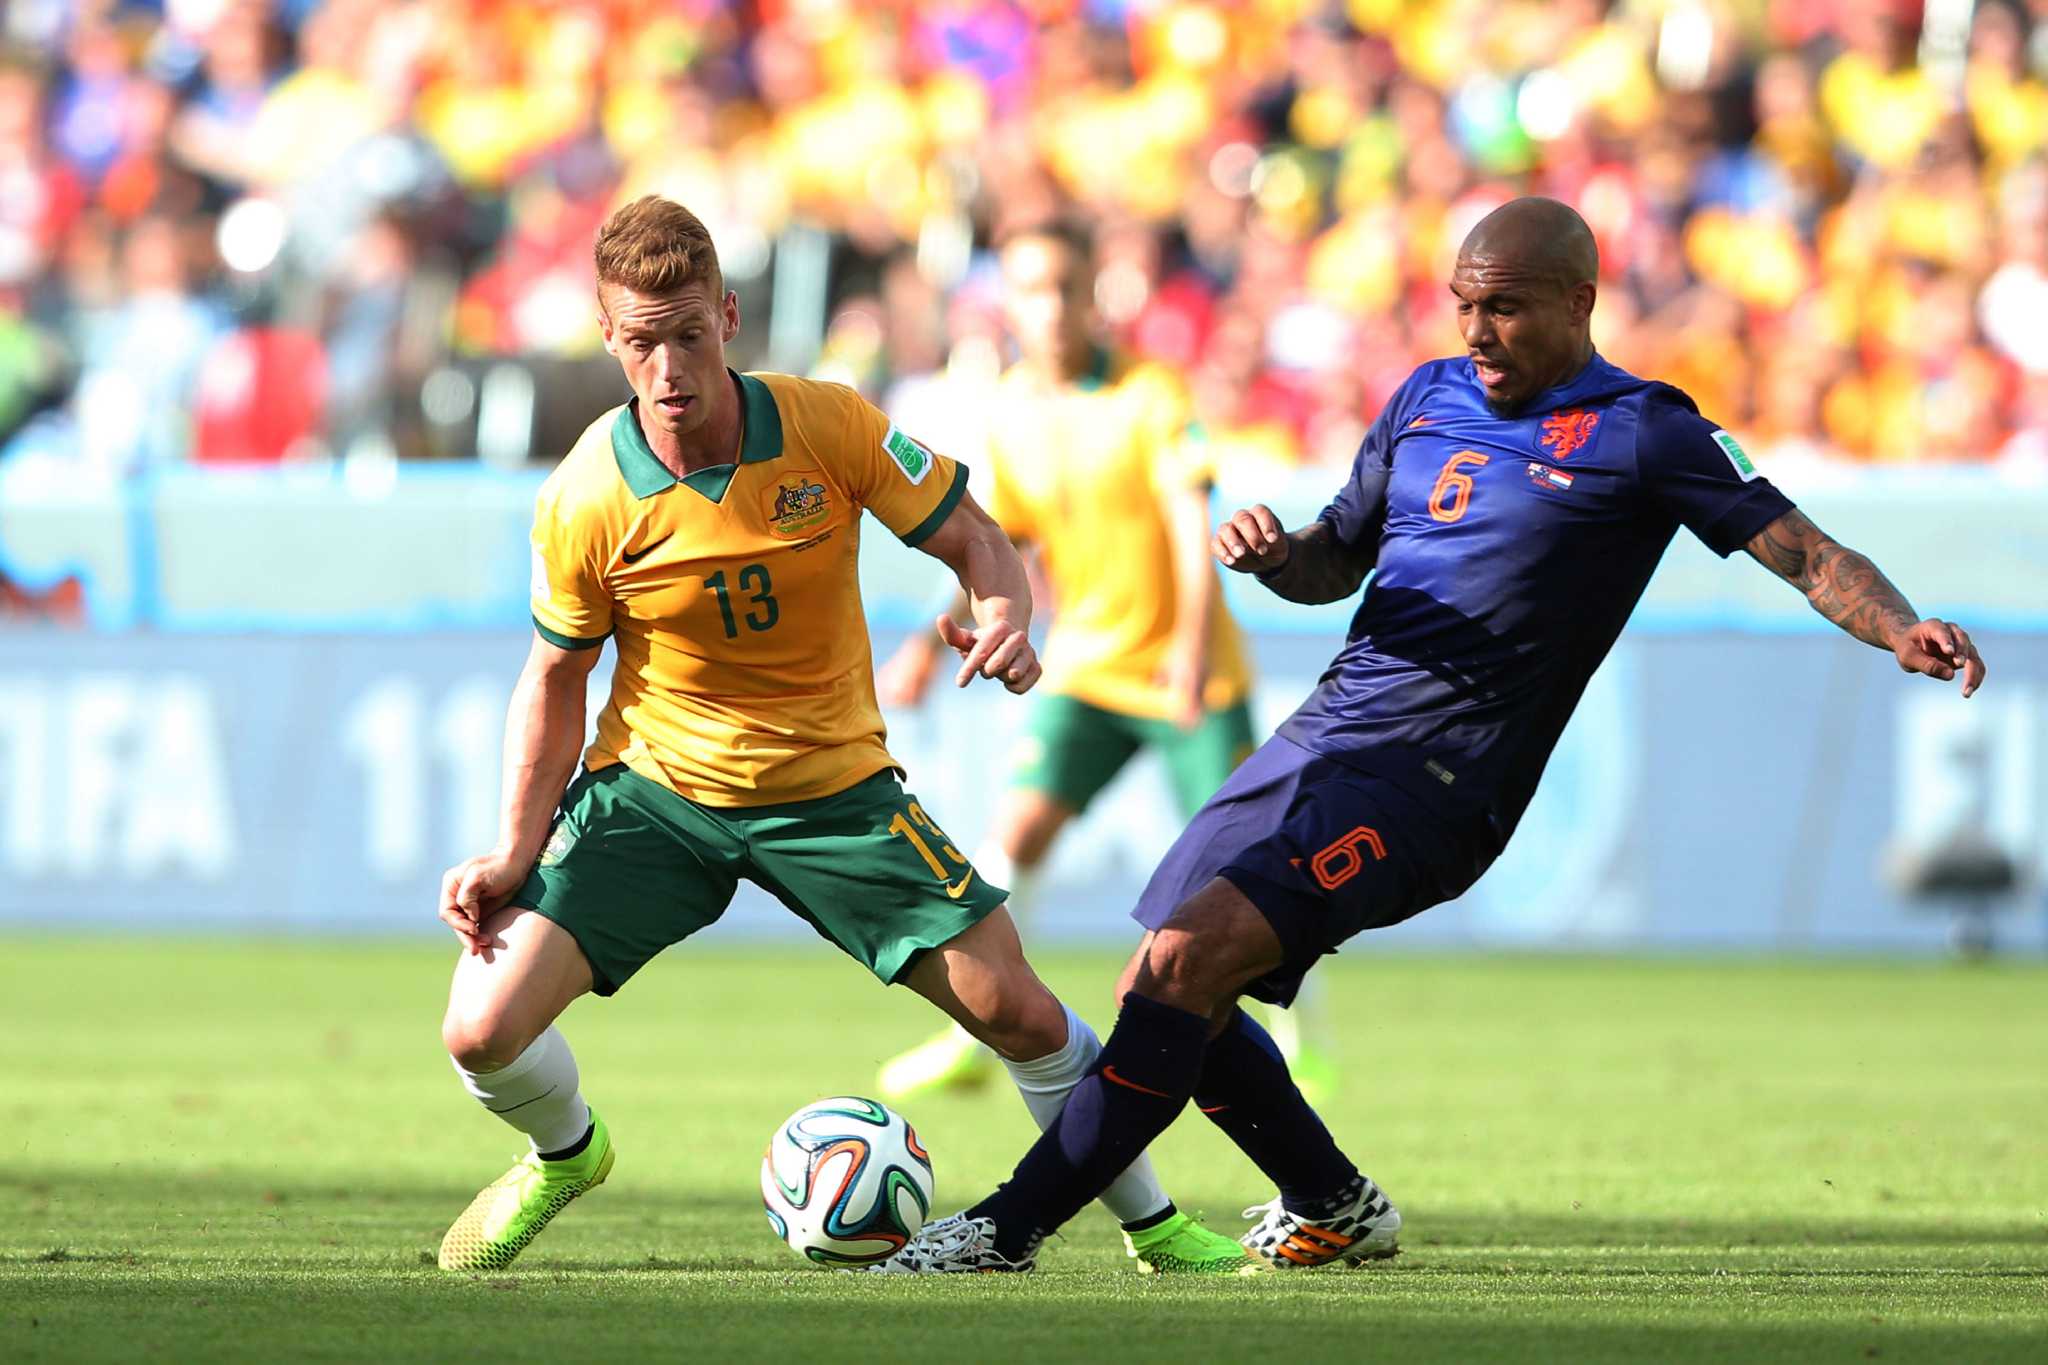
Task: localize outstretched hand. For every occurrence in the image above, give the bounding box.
[1891,618,1986,698]
[1213,505,1290,575]
[936,614,1041,694]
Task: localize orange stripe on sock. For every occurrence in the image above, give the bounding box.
[1198,1104,1229,1114]
[1101,1065,1173,1099]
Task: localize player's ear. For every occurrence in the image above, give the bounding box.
[595,288,617,356]
[1570,280,1596,326]
[722,289,741,343]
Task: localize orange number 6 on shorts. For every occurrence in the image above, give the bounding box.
[1309,826,1386,890]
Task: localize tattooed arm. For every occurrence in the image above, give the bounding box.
[1745,509,1986,697]
[1213,506,1376,605]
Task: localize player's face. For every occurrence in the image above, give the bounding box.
[599,279,740,440]
[1001,236,1092,369]
[1450,259,1594,413]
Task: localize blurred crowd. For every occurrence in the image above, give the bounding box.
[1,0,2045,482]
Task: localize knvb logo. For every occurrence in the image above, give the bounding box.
[1539,408,1600,460]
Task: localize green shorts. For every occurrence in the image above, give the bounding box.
[513,765,1008,996]
[1009,693,1259,818]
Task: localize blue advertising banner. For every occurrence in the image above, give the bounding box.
[3,627,2040,953]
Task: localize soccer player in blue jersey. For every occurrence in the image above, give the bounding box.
[875,196,1988,1274]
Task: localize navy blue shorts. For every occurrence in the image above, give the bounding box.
[1132,735,1483,1005]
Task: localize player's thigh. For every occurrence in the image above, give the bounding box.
[509,764,744,1000]
[984,786,1076,868]
[1148,699,1259,818]
[443,906,595,1069]
[1119,878,1286,1019]
[901,906,1067,1061]
[741,772,1050,1041]
[1008,693,1144,818]
[1131,736,1442,1007]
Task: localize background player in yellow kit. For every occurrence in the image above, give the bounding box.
[429,196,1245,1276]
[875,225,1332,1101]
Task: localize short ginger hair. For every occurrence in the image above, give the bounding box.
[594,195,724,303]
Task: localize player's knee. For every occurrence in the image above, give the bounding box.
[440,1004,531,1072]
[1132,924,1267,1015]
[976,983,1068,1062]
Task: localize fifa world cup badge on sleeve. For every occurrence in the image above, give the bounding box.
[1711,429,1759,481]
[882,425,933,485]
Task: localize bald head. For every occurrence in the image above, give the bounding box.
[1450,198,1600,412]
[1458,197,1599,287]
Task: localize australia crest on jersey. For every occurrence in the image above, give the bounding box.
[766,472,831,538]
[1539,408,1600,460]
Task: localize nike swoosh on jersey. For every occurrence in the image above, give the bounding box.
[621,533,671,565]
[946,871,974,899]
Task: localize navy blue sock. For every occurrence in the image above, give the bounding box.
[970,994,1209,1258]
[1194,1008,1357,1208]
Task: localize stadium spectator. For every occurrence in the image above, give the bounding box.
[0,0,2042,477]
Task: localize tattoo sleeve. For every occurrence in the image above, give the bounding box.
[1258,519,1376,605]
[1745,509,1918,651]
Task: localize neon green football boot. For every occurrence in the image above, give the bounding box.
[438,1109,614,1271]
[877,1024,996,1102]
[1124,1210,1262,1274]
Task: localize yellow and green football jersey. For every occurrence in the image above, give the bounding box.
[530,370,967,806]
[982,354,1252,720]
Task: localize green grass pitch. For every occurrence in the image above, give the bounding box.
[3,939,2044,1362]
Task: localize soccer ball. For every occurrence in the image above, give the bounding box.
[760,1096,934,1267]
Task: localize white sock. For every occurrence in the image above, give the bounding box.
[974,840,1042,926]
[451,1026,593,1156]
[1002,1003,1172,1227]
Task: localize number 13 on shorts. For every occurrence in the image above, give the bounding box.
[888,801,968,883]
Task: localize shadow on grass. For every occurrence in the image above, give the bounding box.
[6,1165,2044,1260]
[6,1168,2045,1364]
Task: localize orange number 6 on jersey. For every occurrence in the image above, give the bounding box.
[1309,826,1386,890]
[1428,451,1490,523]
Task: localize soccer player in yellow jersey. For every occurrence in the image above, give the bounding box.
[430,196,1247,1275]
[875,225,1332,1101]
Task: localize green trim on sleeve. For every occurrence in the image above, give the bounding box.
[533,617,610,651]
[897,462,969,548]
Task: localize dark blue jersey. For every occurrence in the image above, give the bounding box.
[1277,353,1793,853]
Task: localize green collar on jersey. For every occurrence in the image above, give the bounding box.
[611,370,785,502]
